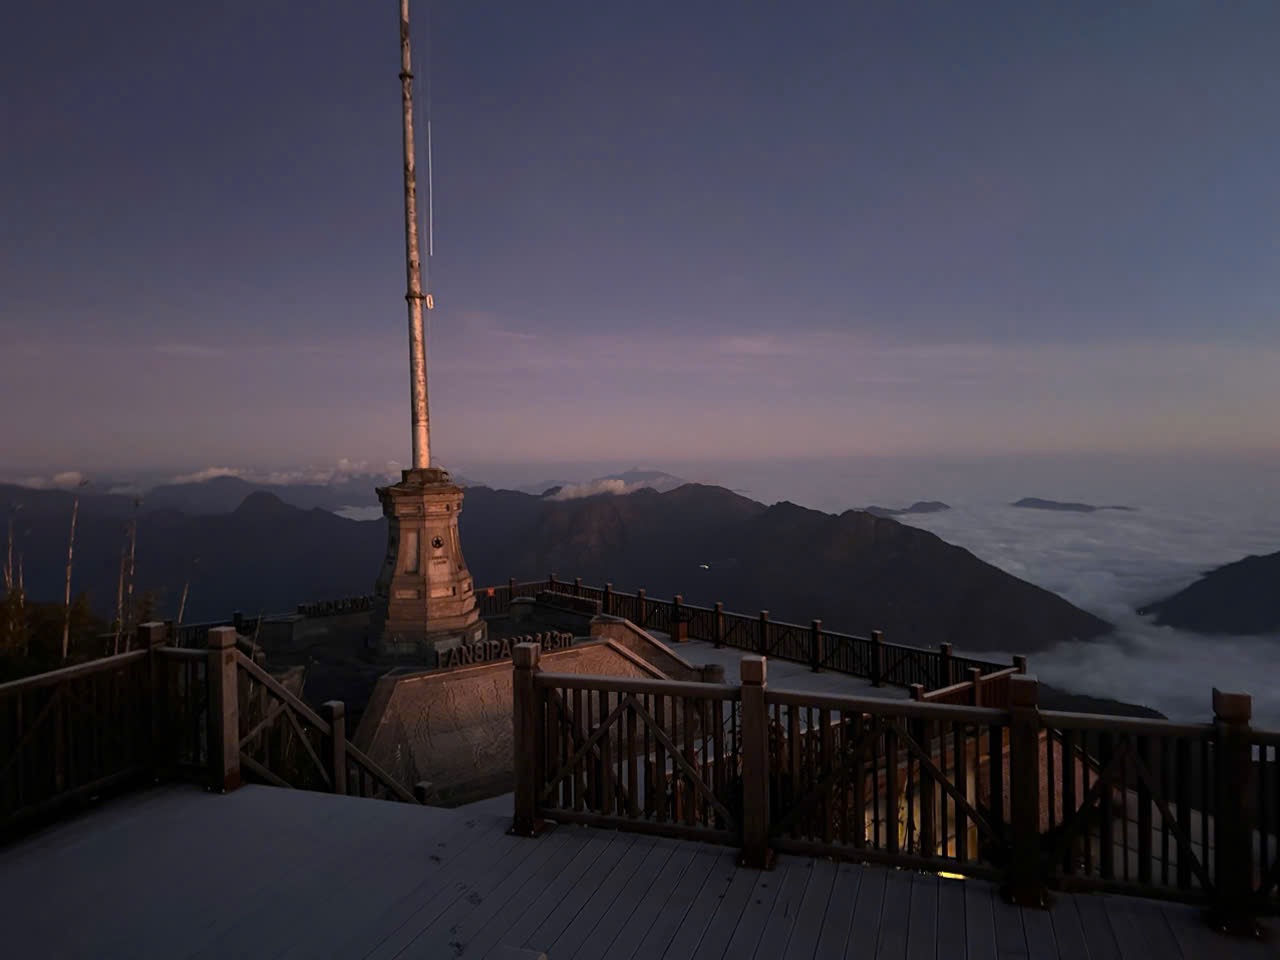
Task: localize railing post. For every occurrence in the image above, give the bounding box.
[1209,689,1258,937]
[1005,674,1046,907]
[207,626,241,793]
[636,588,647,627]
[810,619,823,672]
[758,610,770,656]
[871,630,884,687]
[323,701,347,796]
[939,642,954,686]
[739,656,772,869]
[909,683,924,701]
[512,643,545,837]
[968,667,984,706]
[914,712,937,856]
[671,595,686,642]
[1013,655,1028,674]
[548,573,557,591]
[574,577,582,597]
[701,664,725,684]
[138,621,168,775]
[603,582,613,616]
[508,576,516,598]
[713,602,725,648]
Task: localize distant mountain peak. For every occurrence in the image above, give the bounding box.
[1012,497,1135,513]
[233,491,290,515]
[864,501,950,518]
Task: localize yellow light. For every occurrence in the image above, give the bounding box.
[937,871,967,881]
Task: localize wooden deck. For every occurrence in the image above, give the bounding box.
[654,636,910,699]
[0,786,1272,959]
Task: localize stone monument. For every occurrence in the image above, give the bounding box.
[370,0,484,661]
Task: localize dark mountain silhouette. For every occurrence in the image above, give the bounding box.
[460,485,1109,652]
[864,501,950,518]
[1012,497,1135,513]
[1139,550,1280,635]
[145,474,389,515]
[2,483,384,623]
[2,482,1111,653]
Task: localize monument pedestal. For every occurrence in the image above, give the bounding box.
[371,468,485,662]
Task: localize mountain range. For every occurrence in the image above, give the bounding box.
[2,480,1112,654]
[1139,549,1280,635]
[1012,497,1136,513]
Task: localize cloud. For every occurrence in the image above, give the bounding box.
[165,459,401,487]
[550,478,645,500]
[168,467,247,484]
[899,499,1280,726]
[8,471,89,490]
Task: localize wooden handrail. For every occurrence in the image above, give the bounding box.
[0,649,147,696]
[154,647,206,662]
[1036,709,1212,737]
[234,651,331,736]
[766,687,1006,723]
[533,672,739,699]
[1252,727,1280,746]
[346,742,418,804]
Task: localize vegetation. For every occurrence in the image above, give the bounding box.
[0,594,110,683]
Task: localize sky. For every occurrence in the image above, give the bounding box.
[3,1,1279,475]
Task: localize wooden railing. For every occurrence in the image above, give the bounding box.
[0,623,420,839]
[909,663,1026,708]
[204,627,418,803]
[512,644,1278,931]
[483,575,1016,694]
[0,648,153,836]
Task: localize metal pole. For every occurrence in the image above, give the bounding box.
[399,0,430,470]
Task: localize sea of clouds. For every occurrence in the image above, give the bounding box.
[457,454,1280,725]
[659,454,1280,726]
[905,503,1280,726]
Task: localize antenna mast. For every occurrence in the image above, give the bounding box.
[399,0,430,470]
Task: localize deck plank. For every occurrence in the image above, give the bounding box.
[544,834,659,958]
[288,815,522,958]
[1161,900,1278,960]
[719,867,786,959]
[3,785,1270,960]
[1103,896,1186,960]
[596,843,712,960]
[675,857,759,959]
[752,860,815,959]
[1019,904,1056,960]
[813,862,862,960]
[1045,895,1091,960]
[875,868,913,960]
[845,862,887,958]
[562,837,682,960]
[906,873,939,960]
[628,845,733,959]
[443,829,625,960]
[783,858,840,960]
[340,819,539,959]
[396,829,579,960]
[1073,894,1122,960]
[962,879,997,960]
[934,877,967,959]
[990,889,1028,959]
[655,849,752,960]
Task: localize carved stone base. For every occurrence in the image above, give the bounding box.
[371,467,483,663]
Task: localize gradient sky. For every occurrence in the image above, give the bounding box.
[3,1,1278,475]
